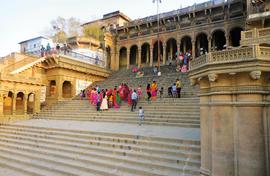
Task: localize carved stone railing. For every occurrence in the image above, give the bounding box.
[241,27,270,45]
[190,46,270,70]
[189,54,209,70]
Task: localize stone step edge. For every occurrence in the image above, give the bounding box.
[0,142,199,176]
[2,124,200,144]
[0,126,201,150]
[0,132,200,160]
[34,118,201,128]
[0,139,200,175]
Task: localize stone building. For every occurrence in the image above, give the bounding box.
[108,0,246,71]
[0,51,110,122]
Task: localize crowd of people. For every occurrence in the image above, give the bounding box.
[78,78,182,125]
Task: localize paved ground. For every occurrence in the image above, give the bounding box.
[13,119,200,141]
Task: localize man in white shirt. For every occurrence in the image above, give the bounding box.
[131,90,138,112]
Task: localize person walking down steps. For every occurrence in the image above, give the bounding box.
[131,90,138,112]
[138,106,144,125]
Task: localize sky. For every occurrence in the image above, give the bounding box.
[0,0,206,57]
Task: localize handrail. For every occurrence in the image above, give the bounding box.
[189,45,270,70]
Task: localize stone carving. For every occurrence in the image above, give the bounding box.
[208,73,218,82]
[249,70,261,80]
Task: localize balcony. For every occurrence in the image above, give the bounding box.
[189,45,270,71]
[241,27,270,45]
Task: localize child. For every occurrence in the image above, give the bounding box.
[138,107,144,125]
[172,83,177,98]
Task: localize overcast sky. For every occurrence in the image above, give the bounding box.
[0,0,206,57]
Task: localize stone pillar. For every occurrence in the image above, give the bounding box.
[226,35,230,49]
[146,47,150,64]
[150,47,153,67]
[34,91,41,113]
[163,45,166,65]
[24,94,27,115]
[0,93,4,116]
[208,37,212,52]
[115,51,119,71]
[138,49,142,68]
[189,70,270,176]
[192,40,196,58]
[126,49,130,69]
[56,78,63,100]
[177,41,181,52]
[12,94,16,115]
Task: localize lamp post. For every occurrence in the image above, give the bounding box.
[153,0,161,71]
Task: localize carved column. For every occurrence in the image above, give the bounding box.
[24,94,27,115]
[34,91,41,113]
[177,41,181,52]
[127,49,130,69]
[0,93,3,116]
[150,47,153,67]
[115,51,119,71]
[226,34,230,49]
[138,49,142,68]
[56,78,63,100]
[12,94,16,115]
[208,37,212,52]
[192,40,196,58]
[163,44,166,65]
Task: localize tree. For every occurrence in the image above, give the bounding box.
[83,23,104,41]
[45,16,81,43]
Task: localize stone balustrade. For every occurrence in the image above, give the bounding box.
[190,45,270,70]
[241,27,270,45]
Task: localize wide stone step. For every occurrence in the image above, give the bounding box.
[0,128,200,175]
[2,124,200,145]
[34,113,200,120]
[0,132,201,167]
[35,117,200,128]
[0,140,199,176]
[0,125,200,152]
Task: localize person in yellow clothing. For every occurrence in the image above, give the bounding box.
[150,81,158,101]
[176,78,182,98]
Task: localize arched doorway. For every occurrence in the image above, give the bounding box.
[212,30,226,51]
[16,92,24,115]
[196,33,208,57]
[49,80,56,96]
[119,47,127,68]
[180,36,192,53]
[130,45,138,65]
[3,91,13,115]
[62,81,72,98]
[230,27,243,47]
[141,43,150,64]
[153,40,163,63]
[106,46,111,69]
[166,38,177,61]
[27,93,35,114]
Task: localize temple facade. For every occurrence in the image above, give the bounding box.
[108,0,246,71]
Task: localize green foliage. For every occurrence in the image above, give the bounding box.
[83,23,104,41]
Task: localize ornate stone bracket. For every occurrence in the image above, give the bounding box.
[208,73,218,82]
[249,70,261,80]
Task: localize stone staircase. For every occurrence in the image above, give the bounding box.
[0,65,201,175]
[34,98,200,128]
[0,123,200,176]
[93,66,198,98]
